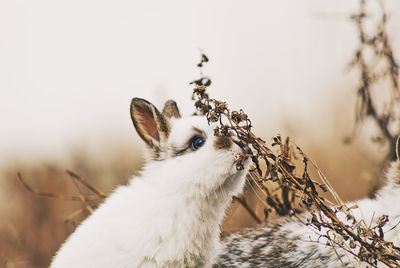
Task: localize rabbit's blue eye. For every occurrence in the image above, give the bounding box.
[190,136,205,151]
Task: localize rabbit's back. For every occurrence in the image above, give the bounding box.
[214,220,350,268]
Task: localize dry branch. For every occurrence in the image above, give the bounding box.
[191,48,400,266]
[347,0,400,161]
[16,172,105,202]
[16,171,106,225]
[232,195,262,224]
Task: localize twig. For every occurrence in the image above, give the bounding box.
[348,0,400,160]
[66,170,107,198]
[68,173,94,214]
[16,172,103,201]
[232,196,262,224]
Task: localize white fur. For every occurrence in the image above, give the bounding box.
[51,116,249,268]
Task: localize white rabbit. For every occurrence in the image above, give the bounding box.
[215,149,400,267]
[51,98,250,268]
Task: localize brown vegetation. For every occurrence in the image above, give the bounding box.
[0,147,143,267]
[191,0,400,266]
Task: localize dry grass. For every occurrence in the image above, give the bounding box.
[0,146,143,268]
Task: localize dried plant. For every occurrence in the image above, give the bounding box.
[347,0,400,161]
[188,1,400,265]
[17,171,106,224]
[191,48,400,266]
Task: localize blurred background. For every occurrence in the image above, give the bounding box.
[1,0,400,267]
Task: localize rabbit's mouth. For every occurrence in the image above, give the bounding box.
[232,139,250,154]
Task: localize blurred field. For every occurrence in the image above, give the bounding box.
[0,144,144,268]
[0,120,388,267]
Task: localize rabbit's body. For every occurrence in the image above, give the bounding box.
[215,161,400,267]
[51,99,249,268]
[52,97,400,267]
[52,163,239,267]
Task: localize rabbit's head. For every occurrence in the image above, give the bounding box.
[130,98,249,198]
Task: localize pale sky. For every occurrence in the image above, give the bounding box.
[1,0,399,163]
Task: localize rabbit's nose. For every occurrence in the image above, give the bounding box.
[228,130,236,137]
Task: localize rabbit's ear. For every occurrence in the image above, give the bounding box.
[130,98,170,150]
[162,100,181,119]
